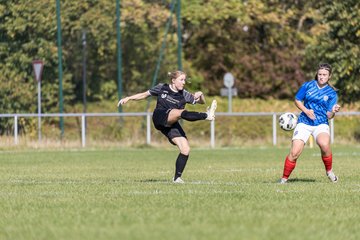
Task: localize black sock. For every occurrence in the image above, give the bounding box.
[181,110,207,121]
[174,153,189,180]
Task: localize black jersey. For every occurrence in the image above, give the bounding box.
[149,83,196,110]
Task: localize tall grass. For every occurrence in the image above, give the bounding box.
[0,147,359,240]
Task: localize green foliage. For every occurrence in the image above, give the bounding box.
[0,1,74,109]
[182,0,317,98]
[305,0,360,103]
[0,1,74,133]
[1,0,359,135]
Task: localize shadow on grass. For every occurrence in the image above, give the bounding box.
[287,178,316,183]
[138,179,169,183]
[269,178,316,184]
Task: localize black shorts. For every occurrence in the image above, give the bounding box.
[152,109,187,145]
[152,108,170,129]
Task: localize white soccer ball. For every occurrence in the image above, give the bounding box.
[279,112,297,131]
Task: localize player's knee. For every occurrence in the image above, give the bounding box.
[289,150,300,161]
[180,146,190,155]
[319,145,331,155]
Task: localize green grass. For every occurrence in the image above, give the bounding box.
[0,146,359,240]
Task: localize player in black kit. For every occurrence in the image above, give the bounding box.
[117,70,217,183]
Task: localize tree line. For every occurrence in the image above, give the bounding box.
[0,0,359,121]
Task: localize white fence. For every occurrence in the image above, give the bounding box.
[1,112,359,147]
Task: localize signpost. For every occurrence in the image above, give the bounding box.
[32,60,44,142]
[82,30,87,131]
[223,72,235,112]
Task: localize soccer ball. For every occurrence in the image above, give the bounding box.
[279,112,297,131]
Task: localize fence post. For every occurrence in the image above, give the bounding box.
[210,120,215,148]
[330,118,334,143]
[146,112,151,145]
[81,114,86,147]
[273,113,277,146]
[309,135,314,148]
[14,115,18,145]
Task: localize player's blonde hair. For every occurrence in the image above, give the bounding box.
[168,70,186,81]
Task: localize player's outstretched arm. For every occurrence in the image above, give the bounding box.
[117,91,151,107]
[194,91,205,104]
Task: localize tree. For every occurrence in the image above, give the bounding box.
[181,0,319,98]
[0,1,74,134]
[305,0,360,103]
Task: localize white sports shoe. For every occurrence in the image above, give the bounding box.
[206,99,217,121]
[279,178,288,184]
[327,171,338,183]
[173,177,185,184]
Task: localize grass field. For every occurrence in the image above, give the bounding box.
[0,146,359,240]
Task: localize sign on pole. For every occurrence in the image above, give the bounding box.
[33,60,44,82]
[32,60,44,142]
[223,72,234,88]
[223,72,235,112]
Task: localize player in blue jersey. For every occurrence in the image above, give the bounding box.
[117,70,217,184]
[280,63,341,184]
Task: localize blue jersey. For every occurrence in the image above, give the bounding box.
[295,80,338,126]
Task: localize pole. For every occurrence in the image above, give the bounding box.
[146,0,176,112]
[146,112,151,145]
[81,114,86,147]
[82,30,87,130]
[56,0,64,138]
[330,118,334,143]
[272,113,277,146]
[176,0,182,70]
[210,120,215,148]
[14,115,18,145]
[33,60,44,142]
[116,0,123,112]
[38,80,41,141]
[228,87,232,113]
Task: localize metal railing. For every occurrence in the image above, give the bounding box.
[1,112,359,147]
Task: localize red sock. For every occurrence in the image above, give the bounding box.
[282,156,296,179]
[322,154,332,172]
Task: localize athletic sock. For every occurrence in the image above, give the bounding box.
[180,110,207,121]
[282,156,296,179]
[322,154,333,172]
[174,153,189,180]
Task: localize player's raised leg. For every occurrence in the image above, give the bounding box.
[167,99,217,125]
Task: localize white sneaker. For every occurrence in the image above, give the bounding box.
[206,99,217,121]
[279,178,288,184]
[327,171,338,183]
[173,177,185,184]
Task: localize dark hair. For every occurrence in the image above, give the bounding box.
[315,63,332,80]
[168,70,186,80]
[315,63,337,90]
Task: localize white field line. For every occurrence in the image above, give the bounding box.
[312,151,360,157]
